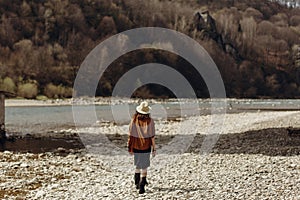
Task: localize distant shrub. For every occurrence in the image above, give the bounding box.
[17,83,38,99]
[63,87,73,98]
[290,15,300,26]
[244,87,257,97]
[270,13,288,25]
[0,77,16,94]
[44,83,58,98]
[257,20,275,35]
[36,95,48,100]
[44,83,73,98]
[243,7,263,22]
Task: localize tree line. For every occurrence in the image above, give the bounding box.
[0,0,300,99]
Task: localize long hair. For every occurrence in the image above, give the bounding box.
[130,112,153,144]
[132,111,151,124]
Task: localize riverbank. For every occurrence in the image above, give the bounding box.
[5,98,300,109]
[5,98,143,107]
[1,110,300,199]
[1,151,299,199]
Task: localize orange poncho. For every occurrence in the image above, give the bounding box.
[128,115,155,152]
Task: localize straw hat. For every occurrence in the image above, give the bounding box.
[136,101,151,114]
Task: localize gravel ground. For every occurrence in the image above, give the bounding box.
[1,111,300,199]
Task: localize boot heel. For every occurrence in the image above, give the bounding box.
[139,177,147,194]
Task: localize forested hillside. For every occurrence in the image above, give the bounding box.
[0,0,300,98]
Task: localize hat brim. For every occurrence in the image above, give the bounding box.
[136,106,151,114]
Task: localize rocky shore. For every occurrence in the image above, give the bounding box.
[1,111,300,199]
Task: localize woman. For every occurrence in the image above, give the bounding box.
[128,101,156,194]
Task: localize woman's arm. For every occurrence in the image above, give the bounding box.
[150,119,156,156]
[151,137,156,151]
[151,137,156,157]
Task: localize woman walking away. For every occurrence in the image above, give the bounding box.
[128,101,156,194]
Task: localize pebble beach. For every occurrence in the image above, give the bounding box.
[1,103,300,199]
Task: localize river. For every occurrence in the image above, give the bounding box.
[4,99,300,135]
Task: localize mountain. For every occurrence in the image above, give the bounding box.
[271,0,300,7]
[0,0,300,98]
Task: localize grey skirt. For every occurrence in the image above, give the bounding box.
[133,148,151,169]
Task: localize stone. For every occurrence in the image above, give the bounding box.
[20,163,29,168]
[35,190,46,198]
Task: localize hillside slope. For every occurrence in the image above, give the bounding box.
[0,0,300,98]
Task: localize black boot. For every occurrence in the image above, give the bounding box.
[134,173,140,189]
[139,177,147,194]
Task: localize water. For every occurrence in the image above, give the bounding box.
[4,99,300,134]
[2,98,300,153]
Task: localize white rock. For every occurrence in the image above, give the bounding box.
[20,163,29,168]
[34,190,46,198]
